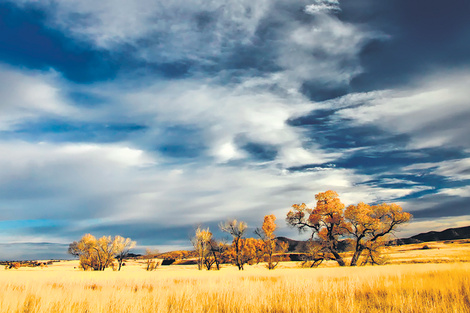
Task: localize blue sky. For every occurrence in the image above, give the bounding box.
[0,0,470,260]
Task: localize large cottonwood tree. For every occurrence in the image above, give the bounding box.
[286,190,412,267]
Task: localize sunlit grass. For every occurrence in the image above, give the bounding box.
[1,241,470,313]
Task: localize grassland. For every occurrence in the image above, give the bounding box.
[1,240,470,313]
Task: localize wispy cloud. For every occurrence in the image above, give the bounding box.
[0,65,79,131]
[304,0,341,15]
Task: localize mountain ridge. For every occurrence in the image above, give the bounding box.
[277,225,470,251]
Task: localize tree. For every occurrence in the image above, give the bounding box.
[287,190,348,266]
[68,234,136,271]
[96,236,118,270]
[68,234,103,270]
[300,240,326,268]
[207,238,228,270]
[114,236,136,271]
[287,190,412,267]
[191,226,213,270]
[345,202,412,266]
[144,248,160,271]
[255,215,288,270]
[220,219,248,270]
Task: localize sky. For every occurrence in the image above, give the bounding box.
[0,0,470,260]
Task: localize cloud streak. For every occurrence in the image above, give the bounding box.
[0,0,470,259]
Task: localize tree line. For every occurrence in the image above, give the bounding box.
[192,215,289,271]
[68,190,411,270]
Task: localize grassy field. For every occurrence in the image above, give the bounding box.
[1,241,470,313]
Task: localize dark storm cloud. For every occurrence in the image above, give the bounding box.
[0,242,69,261]
[85,223,202,246]
[338,0,470,91]
[334,148,468,175]
[289,113,410,150]
[409,196,470,219]
[240,142,278,161]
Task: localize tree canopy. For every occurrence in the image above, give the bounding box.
[287,190,412,266]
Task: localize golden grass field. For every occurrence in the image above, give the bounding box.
[1,241,470,313]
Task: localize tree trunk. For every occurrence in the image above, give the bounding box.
[350,246,364,266]
[211,248,220,270]
[331,251,346,266]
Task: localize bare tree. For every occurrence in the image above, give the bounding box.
[144,248,160,271]
[207,238,228,270]
[114,236,136,271]
[220,219,248,270]
[300,240,326,268]
[191,226,212,270]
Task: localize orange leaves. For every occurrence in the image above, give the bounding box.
[318,228,329,241]
[308,212,321,225]
[261,214,277,239]
[314,190,339,202]
[287,190,413,267]
[227,237,264,266]
[256,214,287,269]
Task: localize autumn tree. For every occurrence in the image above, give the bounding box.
[286,190,412,267]
[345,202,412,266]
[191,226,213,270]
[287,190,348,266]
[255,215,288,270]
[97,236,118,270]
[68,234,103,270]
[114,236,136,271]
[220,219,250,270]
[68,234,136,271]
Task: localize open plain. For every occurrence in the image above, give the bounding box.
[1,240,470,313]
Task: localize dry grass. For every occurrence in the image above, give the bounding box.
[1,241,470,313]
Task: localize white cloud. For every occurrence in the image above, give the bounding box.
[438,186,470,197]
[11,0,272,63]
[337,69,470,150]
[92,76,337,167]
[404,158,470,182]
[0,139,421,232]
[0,65,80,130]
[277,14,382,86]
[304,0,341,14]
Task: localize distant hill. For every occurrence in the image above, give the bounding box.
[276,237,308,252]
[393,225,470,245]
[276,236,349,252]
[278,225,470,250]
